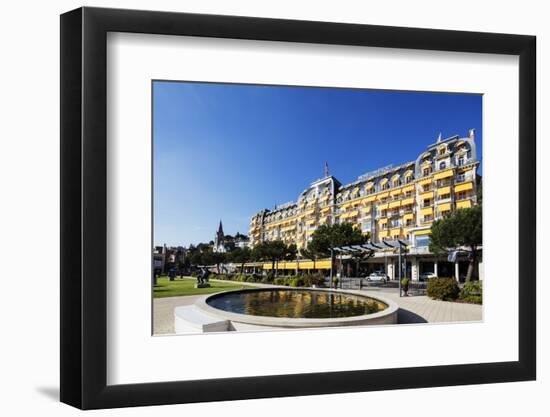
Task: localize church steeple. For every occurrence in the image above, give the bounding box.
[214,220,226,253]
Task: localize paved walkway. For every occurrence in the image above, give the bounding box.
[153,281,482,335]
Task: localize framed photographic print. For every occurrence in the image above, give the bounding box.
[60,6,536,409]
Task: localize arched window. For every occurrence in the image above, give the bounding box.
[439,161,446,170]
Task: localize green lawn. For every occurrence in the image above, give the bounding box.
[153,276,255,298]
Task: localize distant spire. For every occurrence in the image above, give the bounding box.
[325,161,329,177]
[437,132,442,143]
[217,220,224,235]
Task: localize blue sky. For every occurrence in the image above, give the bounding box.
[153,81,482,247]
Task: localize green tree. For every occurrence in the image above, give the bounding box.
[308,222,367,279]
[229,247,252,273]
[252,240,292,276]
[430,205,482,281]
[308,223,366,257]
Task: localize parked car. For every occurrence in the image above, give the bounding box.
[419,271,437,281]
[367,271,388,282]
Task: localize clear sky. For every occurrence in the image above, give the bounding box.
[153,81,482,247]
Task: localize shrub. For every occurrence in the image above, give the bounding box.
[289,276,305,287]
[273,277,287,286]
[302,273,325,287]
[261,274,274,284]
[460,281,482,304]
[427,277,460,301]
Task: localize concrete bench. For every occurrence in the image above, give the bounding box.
[174,305,230,334]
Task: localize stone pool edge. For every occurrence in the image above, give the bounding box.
[194,287,399,328]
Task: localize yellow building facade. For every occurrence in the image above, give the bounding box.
[250,130,480,254]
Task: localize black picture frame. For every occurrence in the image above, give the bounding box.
[60,6,536,410]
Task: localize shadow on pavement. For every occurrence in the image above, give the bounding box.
[398,308,428,324]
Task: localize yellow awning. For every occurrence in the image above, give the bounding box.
[378,202,389,210]
[341,210,358,219]
[456,200,472,209]
[281,225,296,232]
[419,178,432,186]
[419,191,433,200]
[438,202,451,212]
[390,188,402,196]
[377,192,389,199]
[296,259,332,270]
[361,195,376,203]
[390,228,401,237]
[455,182,473,192]
[403,213,414,221]
[305,218,316,225]
[305,208,316,215]
[421,207,433,216]
[434,169,454,180]
[402,185,415,193]
[438,186,451,195]
[340,202,353,209]
[389,200,401,209]
[413,229,432,236]
[361,206,371,213]
[378,218,388,225]
[378,230,389,238]
[320,207,331,213]
[401,197,415,206]
[318,216,328,223]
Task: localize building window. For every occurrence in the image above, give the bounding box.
[439,161,446,170]
[458,157,465,166]
[416,235,431,247]
[423,199,431,208]
[423,167,431,176]
[393,179,401,188]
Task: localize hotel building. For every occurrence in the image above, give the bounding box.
[248,129,481,281]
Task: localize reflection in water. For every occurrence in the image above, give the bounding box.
[207,290,387,319]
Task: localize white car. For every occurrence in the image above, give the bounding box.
[419,272,437,281]
[367,271,388,282]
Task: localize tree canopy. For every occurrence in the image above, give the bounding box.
[307,222,367,258]
[430,205,482,281]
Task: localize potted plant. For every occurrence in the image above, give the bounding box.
[401,277,410,296]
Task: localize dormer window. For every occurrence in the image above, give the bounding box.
[458,157,465,166]
[439,161,446,170]
[423,167,431,177]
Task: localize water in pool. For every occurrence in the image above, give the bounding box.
[206,289,387,319]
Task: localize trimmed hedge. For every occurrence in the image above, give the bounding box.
[459,281,482,304]
[207,272,326,288]
[427,277,460,301]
